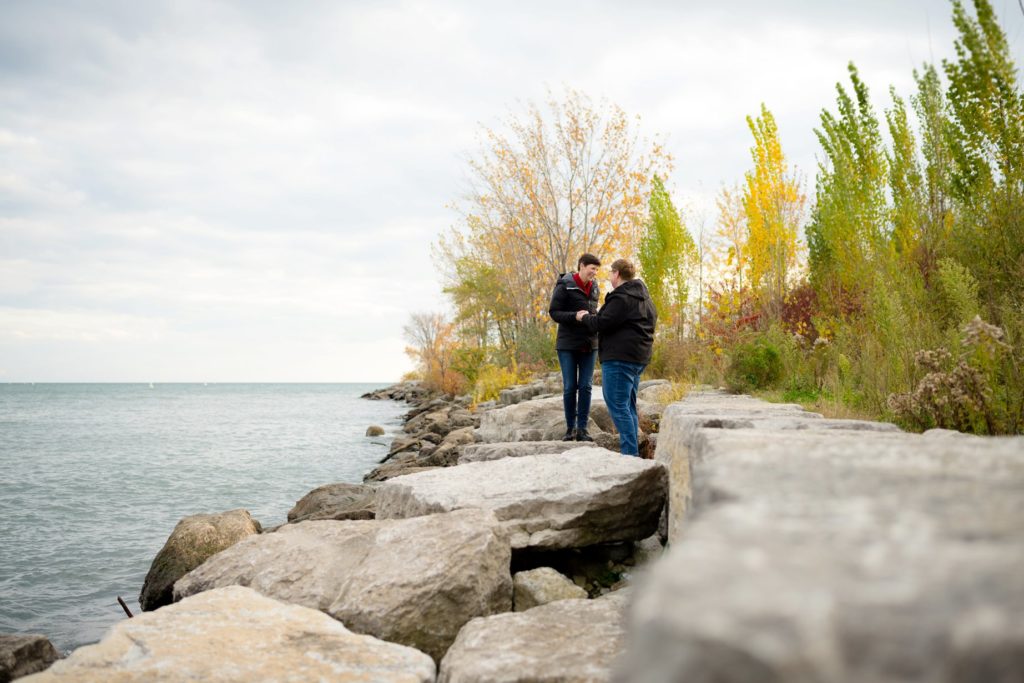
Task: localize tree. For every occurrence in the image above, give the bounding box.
[885,90,925,262]
[943,0,1024,311]
[713,184,748,294]
[638,175,696,334]
[403,312,463,394]
[441,88,672,343]
[742,104,805,313]
[910,64,955,280]
[807,63,889,312]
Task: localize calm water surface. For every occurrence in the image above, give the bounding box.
[0,383,406,653]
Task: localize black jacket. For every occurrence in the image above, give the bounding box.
[548,272,600,352]
[581,279,657,364]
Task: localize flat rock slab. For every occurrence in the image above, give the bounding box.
[0,634,59,682]
[174,509,512,662]
[439,591,629,683]
[460,440,616,464]
[377,448,667,550]
[622,428,1024,682]
[23,586,434,683]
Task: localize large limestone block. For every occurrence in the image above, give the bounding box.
[377,448,667,550]
[0,634,59,682]
[173,509,511,662]
[23,586,434,682]
[286,482,376,523]
[513,567,587,611]
[459,440,614,464]
[439,591,629,683]
[139,508,261,612]
[655,394,901,542]
[621,429,1024,682]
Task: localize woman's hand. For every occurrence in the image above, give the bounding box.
[575,310,589,321]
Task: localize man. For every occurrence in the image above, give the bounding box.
[576,258,656,456]
[549,253,601,441]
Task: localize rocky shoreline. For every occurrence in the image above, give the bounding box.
[4,378,1024,681]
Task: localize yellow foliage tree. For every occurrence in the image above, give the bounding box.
[742,104,806,311]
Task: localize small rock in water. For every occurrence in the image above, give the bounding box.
[365,424,385,436]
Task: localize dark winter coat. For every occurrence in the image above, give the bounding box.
[548,272,600,353]
[581,279,657,364]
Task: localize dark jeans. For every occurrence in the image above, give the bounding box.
[557,349,597,432]
[601,359,646,456]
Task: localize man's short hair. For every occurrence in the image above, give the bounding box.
[610,258,635,280]
[577,253,601,269]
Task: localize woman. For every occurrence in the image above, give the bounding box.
[548,253,601,441]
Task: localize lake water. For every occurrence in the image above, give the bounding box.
[0,383,407,654]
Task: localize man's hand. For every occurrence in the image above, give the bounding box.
[575,310,589,321]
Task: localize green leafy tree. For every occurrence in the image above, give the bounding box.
[885,90,925,262]
[807,63,889,312]
[943,0,1024,312]
[638,175,696,335]
[910,64,955,279]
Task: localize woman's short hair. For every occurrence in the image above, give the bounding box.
[610,258,635,280]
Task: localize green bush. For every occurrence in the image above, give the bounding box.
[726,338,783,392]
[514,321,558,372]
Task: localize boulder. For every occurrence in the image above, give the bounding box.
[637,379,675,403]
[459,440,606,464]
[362,380,430,403]
[286,482,376,523]
[365,424,385,436]
[388,436,421,457]
[448,409,478,430]
[377,448,667,550]
[405,409,453,437]
[427,426,478,467]
[438,591,629,683]
[364,460,439,483]
[139,508,261,612]
[173,509,512,662]
[513,567,587,611]
[621,424,1024,682]
[0,634,58,682]
[498,375,563,406]
[23,586,434,682]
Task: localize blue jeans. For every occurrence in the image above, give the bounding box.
[601,359,646,456]
[557,349,597,432]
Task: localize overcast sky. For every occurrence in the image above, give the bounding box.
[2,1,1023,382]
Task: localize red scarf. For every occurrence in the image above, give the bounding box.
[573,272,593,297]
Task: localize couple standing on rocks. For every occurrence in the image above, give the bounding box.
[549,253,657,457]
